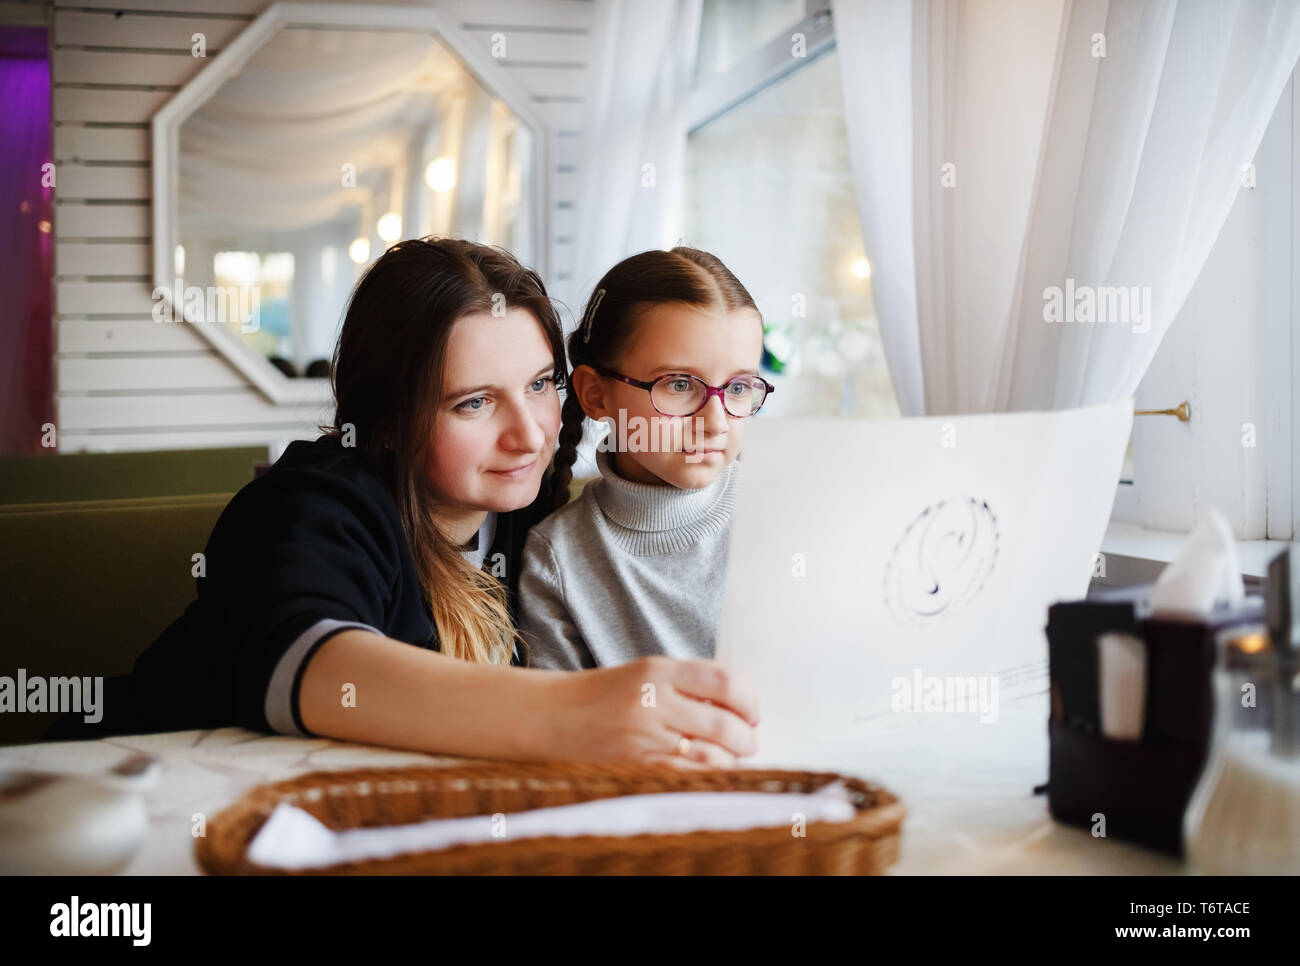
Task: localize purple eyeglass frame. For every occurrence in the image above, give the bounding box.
[590,363,775,417]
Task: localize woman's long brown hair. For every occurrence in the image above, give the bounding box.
[549,247,760,511]
[326,238,566,664]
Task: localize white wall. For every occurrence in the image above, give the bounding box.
[1131,74,1296,540]
[49,0,591,453]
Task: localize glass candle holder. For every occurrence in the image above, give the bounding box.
[1183,624,1300,874]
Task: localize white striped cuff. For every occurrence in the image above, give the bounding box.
[265,617,382,737]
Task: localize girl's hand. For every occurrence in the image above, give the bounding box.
[541,657,760,768]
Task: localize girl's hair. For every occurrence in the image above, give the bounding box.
[549,247,759,511]
[327,237,566,664]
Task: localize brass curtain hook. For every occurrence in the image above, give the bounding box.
[1134,401,1191,422]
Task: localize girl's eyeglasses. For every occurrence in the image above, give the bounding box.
[590,363,775,417]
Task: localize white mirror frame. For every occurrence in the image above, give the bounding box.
[152,1,551,405]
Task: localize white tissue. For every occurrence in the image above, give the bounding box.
[1148,506,1245,618]
[246,782,858,870]
[1098,632,1147,740]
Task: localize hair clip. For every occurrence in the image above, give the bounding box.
[581,288,606,344]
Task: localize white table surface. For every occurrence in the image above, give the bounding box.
[0,692,1183,874]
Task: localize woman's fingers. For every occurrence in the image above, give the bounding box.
[669,660,760,727]
[638,714,739,768]
[580,657,759,766]
[642,755,713,771]
[642,738,736,770]
[664,694,758,759]
[644,658,760,760]
[678,736,738,768]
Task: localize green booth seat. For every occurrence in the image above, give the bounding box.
[0,493,232,746]
[0,445,269,506]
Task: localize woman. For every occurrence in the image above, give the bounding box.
[69,239,757,769]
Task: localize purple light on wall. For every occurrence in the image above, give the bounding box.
[0,26,53,454]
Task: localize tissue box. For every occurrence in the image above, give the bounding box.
[1044,585,1264,855]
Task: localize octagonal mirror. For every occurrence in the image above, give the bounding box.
[152,2,547,403]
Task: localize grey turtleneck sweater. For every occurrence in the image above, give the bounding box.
[517,447,742,670]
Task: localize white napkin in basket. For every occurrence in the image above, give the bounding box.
[246,781,858,869]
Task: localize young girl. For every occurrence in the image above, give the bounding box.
[54,239,757,769]
[518,247,771,670]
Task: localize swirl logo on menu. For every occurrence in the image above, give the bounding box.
[882,497,999,626]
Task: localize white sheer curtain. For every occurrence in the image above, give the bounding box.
[835,0,1300,416]
[565,0,703,476]
[566,0,703,322]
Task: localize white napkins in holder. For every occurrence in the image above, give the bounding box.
[1148,506,1246,618]
[1098,507,1247,741]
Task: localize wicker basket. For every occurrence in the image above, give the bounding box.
[196,761,905,875]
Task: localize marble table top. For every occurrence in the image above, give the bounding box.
[0,692,1184,875]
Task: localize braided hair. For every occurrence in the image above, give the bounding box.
[548,247,759,512]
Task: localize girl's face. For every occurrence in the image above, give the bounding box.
[578,301,764,489]
[425,307,561,513]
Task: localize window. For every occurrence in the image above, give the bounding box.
[695,0,806,82]
[684,1,898,419]
[212,251,294,360]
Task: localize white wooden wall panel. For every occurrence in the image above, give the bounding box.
[58,356,249,393]
[58,318,206,353]
[58,391,332,429]
[55,243,152,277]
[53,127,150,163]
[53,88,174,123]
[53,12,248,49]
[56,204,150,239]
[50,0,593,453]
[1132,75,1293,540]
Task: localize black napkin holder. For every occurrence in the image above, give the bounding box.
[1044,585,1264,855]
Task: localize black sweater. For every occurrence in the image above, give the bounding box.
[125,435,555,736]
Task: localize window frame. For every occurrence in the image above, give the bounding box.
[688,0,833,134]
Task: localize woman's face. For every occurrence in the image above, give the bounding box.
[425,307,561,512]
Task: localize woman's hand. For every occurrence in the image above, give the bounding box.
[539,656,760,769]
